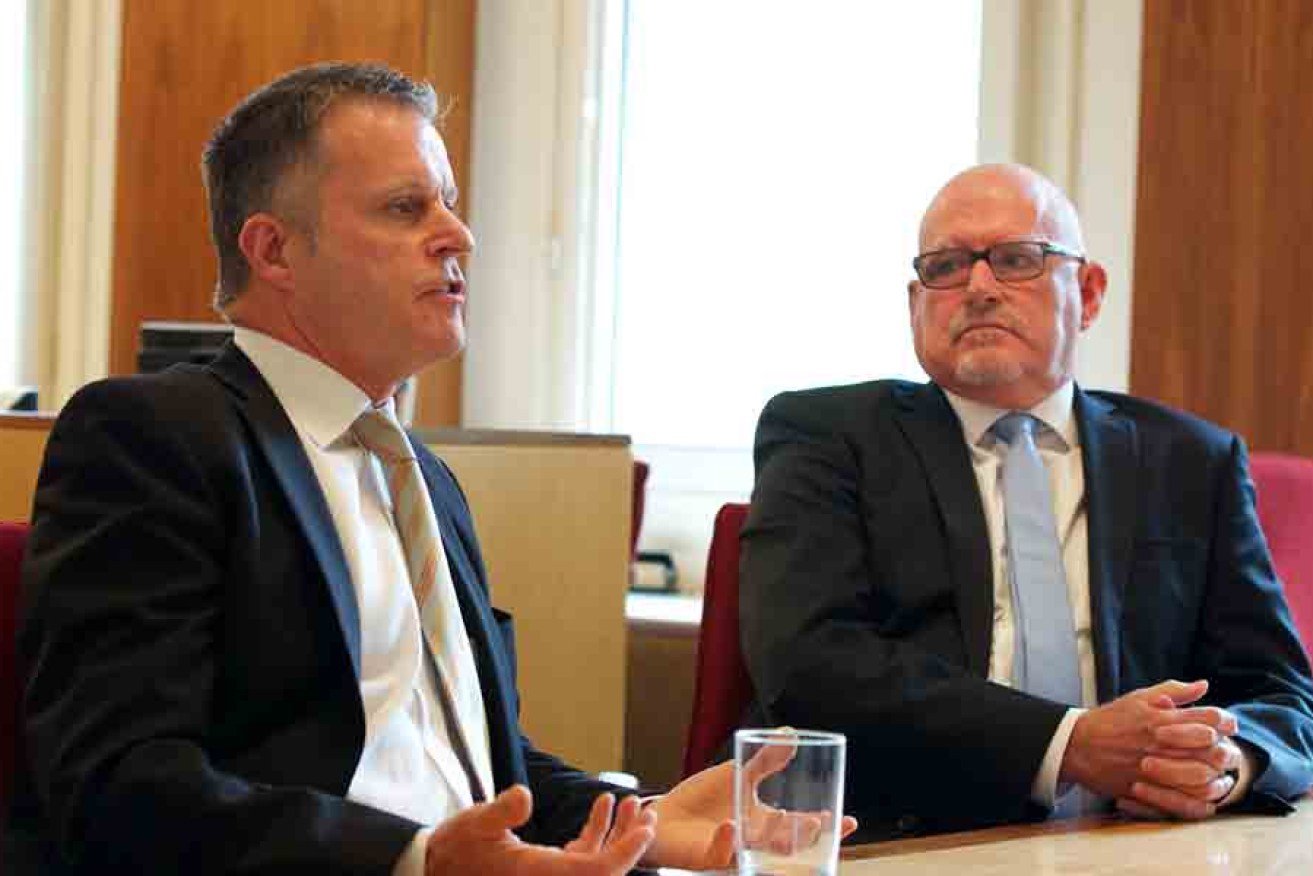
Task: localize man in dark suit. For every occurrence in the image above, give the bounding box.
[7,62,785,875]
[740,163,1313,842]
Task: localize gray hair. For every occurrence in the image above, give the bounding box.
[201,62,440,310]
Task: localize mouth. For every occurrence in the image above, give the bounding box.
[420,279,466,304]
[954,322,1014,342]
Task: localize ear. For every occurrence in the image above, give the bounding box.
[237,213,297,292]
[907,278,923,327]
[1077,261,1108,331]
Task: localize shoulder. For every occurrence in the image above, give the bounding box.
[760,379,918,431]
[1082,387,1238,452]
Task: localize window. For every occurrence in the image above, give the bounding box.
[587,1,982,582]
[593,1,982,455]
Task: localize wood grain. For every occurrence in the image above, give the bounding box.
[0,414,53,521]
[1131,0,1313,452]
[428,439,632,774]
[111,1,474,426]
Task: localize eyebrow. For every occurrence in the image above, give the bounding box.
[379,180,459,206]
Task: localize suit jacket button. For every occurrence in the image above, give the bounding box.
[896,814,919,833]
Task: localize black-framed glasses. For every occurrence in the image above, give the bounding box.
[912,240,1086,289]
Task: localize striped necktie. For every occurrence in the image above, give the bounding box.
[352,407,490,803]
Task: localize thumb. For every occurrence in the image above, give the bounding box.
[468,785,534,836]
[1147,679,1209,707]
[743,729,798,785]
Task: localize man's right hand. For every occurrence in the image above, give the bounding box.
[1059,679,1235,807]
[424,785,656,876]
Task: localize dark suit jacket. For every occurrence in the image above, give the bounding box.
[740,380,1313,842]
[5,345,620,874]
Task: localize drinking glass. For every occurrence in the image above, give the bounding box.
[734,728,846,876]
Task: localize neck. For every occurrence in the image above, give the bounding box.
[226,293,401,404]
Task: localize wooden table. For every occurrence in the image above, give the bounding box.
[656,803,1312,874]
[838,803,1313,873]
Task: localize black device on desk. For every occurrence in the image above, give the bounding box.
[1,387,37,411]
[631,550,678,593]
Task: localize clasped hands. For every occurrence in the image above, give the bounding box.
[424,737,857,875]
[1060,679,1248,821]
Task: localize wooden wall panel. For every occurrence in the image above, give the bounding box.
[111,0,474,426]
[1131,0,1313,452]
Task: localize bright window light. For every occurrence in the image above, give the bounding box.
[602,0,981,449]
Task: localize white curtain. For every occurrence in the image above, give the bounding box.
[981,0,1143,393]
[25,0,123,409]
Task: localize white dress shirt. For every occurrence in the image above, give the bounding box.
[942,382,1093,808]
[236,328,490,873]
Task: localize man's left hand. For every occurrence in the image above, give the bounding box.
[640,746,858,870]
[1116,702,1251,820]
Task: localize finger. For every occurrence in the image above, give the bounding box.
[1142,679,1209,708]
[564,793,614,854]
[840,815,859,838]
[766,813,820,856]
[592,820,655,875]
[605,795,647,848]
[1140,755,1223,789]
[1148,741,1242,774]
[1130,780,1221,820]
[701,820,736,869]
[471,785,534,837]
[1152,706,1237,734]
[744,807,785,845]
[1116,796,1170,820]
[1151,722,1219,749]
[743,734,798,787]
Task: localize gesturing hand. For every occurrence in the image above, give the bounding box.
[425,785,655,876]
[644,733,858,871]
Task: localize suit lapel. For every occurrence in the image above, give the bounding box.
[1075,388,1138,701]
[413,444,528,789]
[208,343,363,676]
[893,384,994,676]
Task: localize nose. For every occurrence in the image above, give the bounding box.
[425,201,476,259]
[964,256,1001,303]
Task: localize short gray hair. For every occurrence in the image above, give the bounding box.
[201,62,439,310]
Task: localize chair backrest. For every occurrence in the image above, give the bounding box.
[682,502,752,778]
[1251,452,1313,655]
[630,459,650,560]
[0,521,30,818]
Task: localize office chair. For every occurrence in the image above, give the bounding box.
[1251,452,1313,654]
[0,521,30,819]
[682,502,752,778]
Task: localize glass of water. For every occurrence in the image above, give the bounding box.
[734,728,846,876]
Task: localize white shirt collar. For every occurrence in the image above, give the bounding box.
[942,380,1077,451]
[233,326,391,448]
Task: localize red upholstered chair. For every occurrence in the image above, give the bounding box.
[0,521,30,819]
[1251,452,1313,655]
[682,502,752,778]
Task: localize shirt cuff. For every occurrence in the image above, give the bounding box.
[393,828,432,876]
[1031,708,1085,808]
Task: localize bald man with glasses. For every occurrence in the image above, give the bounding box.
[739,163,1313,842]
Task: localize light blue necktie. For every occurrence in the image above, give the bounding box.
[992,413,1082,707]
